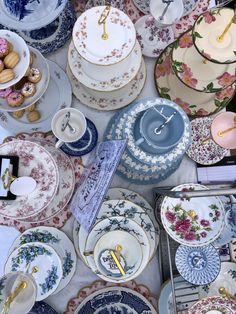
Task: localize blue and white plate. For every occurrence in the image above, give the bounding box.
[0,1,76,54]
[0,0,67,30]
[175,244,221,285]
[5,242,63,301]
[74,286,157,313]
[60,118,98,156]
[29,301,58,314]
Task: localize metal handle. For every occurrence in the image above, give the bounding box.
[98,6,111,40]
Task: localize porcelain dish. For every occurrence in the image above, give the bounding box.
[85,0,125,11]
[30,301,58,314]
[189,296,236,313]
[124,0,144,24]
[133,0,150,14]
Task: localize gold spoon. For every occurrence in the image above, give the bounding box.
[219,287,236,301]
[1,281,28,314]
[98,6,110,40]
[217,12,236,42]
[217,125,236,137]
[115,244,122,261]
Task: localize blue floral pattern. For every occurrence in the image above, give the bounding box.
[62,251,74,279]
[39,265,59,295]
[0,276,6,304]
[18,230,60,245]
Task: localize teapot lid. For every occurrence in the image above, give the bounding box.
[72,6,136,66]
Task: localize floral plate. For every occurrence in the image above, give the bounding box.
[213,208,236,247]
[0,60,72,133]
[30,301,58,314]
[5,242,63,301]
[155,44,236,117]
[9,227,76,294]
[74,287,157,314]
[65,279,157,314]
[182,0,199,16]
[135,15,174,58]
[193,8,236,64]
[189,296,236,314]
[0,140,59,220]
[161,183,225,246]
[68,40,141,92]
[66,59,146,111]
[187,117,228,165]
[171,29,236,92]
[85,0,125,12]
[133,0,150,14]
[175,244,221,285]
[124,0,144,24]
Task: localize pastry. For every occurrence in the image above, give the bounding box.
[12,109,24,119]
[21,82,36,97]
[0,60,4,73]
[25,104,36,112]
[0,87,12,98]
[28,68,41,83]
[0,69,14,83]
[7,91,24,107]
[0,38,9,58]
[4,51,20,69]
[27,110,41,122]
[8,42,13,53]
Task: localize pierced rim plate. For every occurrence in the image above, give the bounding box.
[5,242,63,301]
[0,59,72,133]
[172,29,236,92]
[161,183,225,246]
[0,0,67,31]
[187,117,228,165]
[193,8,236,64]
[9,227,76,295]
[189,296,236,314]
[155,44,236,117]
[72,6,136,66]
[0,140,59,220]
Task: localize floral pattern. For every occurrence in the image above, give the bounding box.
[18,230,59,245]
[0,277,6,304]
[39,265,59,295]
[63,251,74,279]
[124,0,144,24]
[189,296,236,314]
[132,0,150,14]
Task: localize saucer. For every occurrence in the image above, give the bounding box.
[133,0,150,14]
[182,0,198,16]
[175,244,221,285]
[172,29,236,92]
[189,296,236,314]
[60,118,98,157]
[29,302,58,314]
[135,15,174,58]
[85,0,125,11]
[124,0,144,24]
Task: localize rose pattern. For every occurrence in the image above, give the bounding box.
[188,296,236,314]
[179,32,193,48]
[217,72,236,88]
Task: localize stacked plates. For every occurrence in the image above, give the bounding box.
[73,187,160,283]
[104,97,191,184]
[67,5,146,111]
[5,226,76,301]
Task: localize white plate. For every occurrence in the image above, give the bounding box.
[0,59,72,133]
[9,227,76,295]
[0,46,50,112]
[0,30,30,89]
[0,0,67,31]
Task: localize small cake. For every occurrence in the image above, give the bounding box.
[0,38,9,58]
[8,42,13,53]
[28,68,41,83]
[25,104,36,112]
[27,110,41,122]
[12,109,24,119]
[0,69,14,83]
[0,60,4,73]
[21,82,36,97]
[7,91,24,107]
[4,51,20,69]
[0,87,12,98]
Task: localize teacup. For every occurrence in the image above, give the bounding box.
[135,105,185,152]
[51,108,87,149]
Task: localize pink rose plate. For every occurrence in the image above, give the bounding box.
[0,140,59,220]
[161,183,225,246]
[188,296,236,314]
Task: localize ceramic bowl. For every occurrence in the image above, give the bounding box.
[94,230,143,281]
[0,46,50,112]
[0,30,30,90]
[137,104,185,152]
[0,272,37,314]
[211,112,236,149]
[150,0,184,26]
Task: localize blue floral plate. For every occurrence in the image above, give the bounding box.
[60,118,98,156]
[30,301,58,314]
[74,287,157,313]
[175,244,221,285]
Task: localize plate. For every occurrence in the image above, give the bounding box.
[172,29,236,92]
[0,140,59,220]
[0,0,67,31]
[189,296,236,313]
[74,286,157,314]
[135,15,174,58]
[133,0,150,14]
[72,6,136,66]
[66,58,146,111]
[0,46,50,112]
[182,0,198,16]
[213,209,236,247]
[155,44,236,117]
[85,0,125,13]
[175,244,221,285]
[5,242,63,301]
[193,8,236,64]
[30,301,58,314]
[161,183,225,246]
[68,40,141,92]
[0,30,30,90]
[9,227,76,295]
[0,59,72,133]
[124,0,144,24]
[187,117,228,165]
